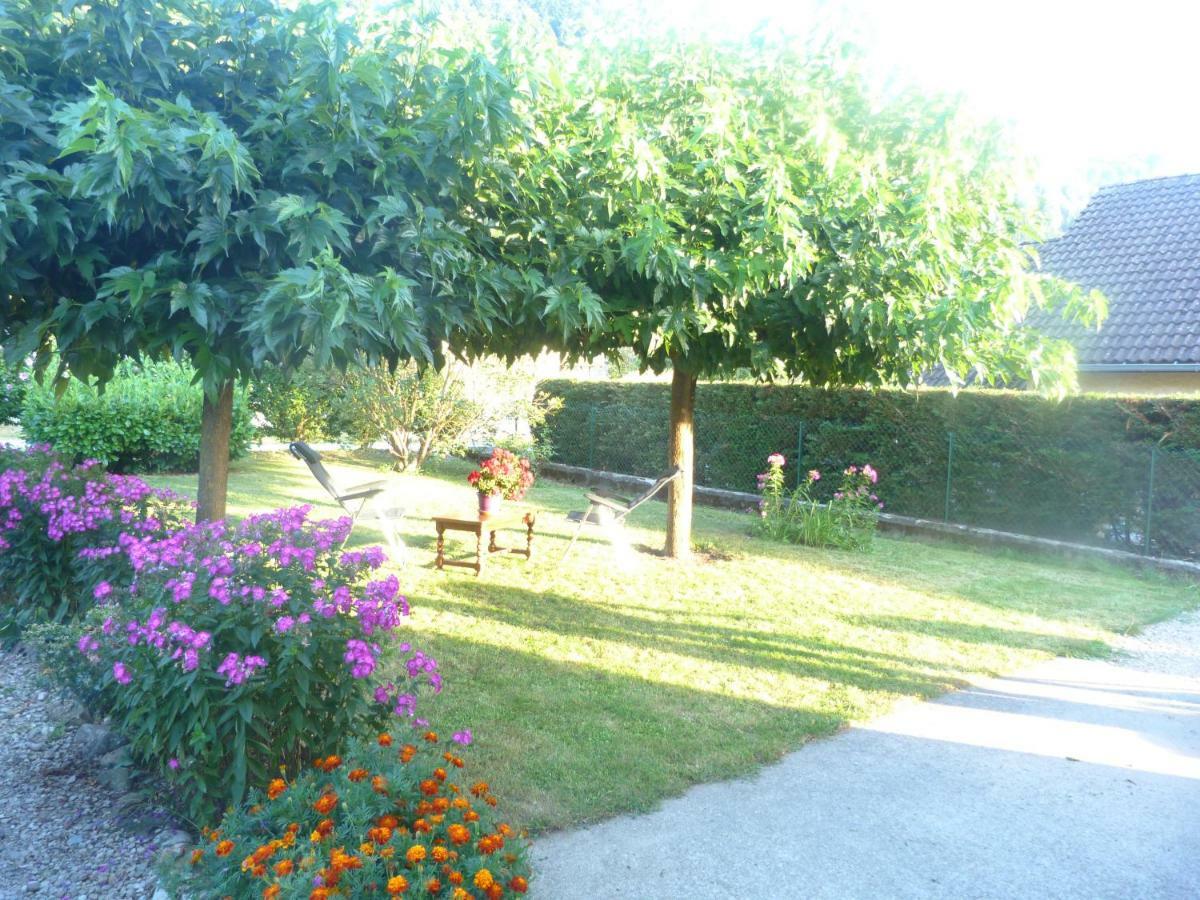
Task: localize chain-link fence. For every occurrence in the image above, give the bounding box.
[552,403,1200,561]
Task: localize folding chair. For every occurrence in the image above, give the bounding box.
[562,469,682,560]
[288,441,406,564]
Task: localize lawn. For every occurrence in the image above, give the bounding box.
[146,450,1197,833]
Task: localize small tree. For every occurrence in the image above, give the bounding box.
[338,357,557,471]
[473,34,1103,557]
[0,0,529,519]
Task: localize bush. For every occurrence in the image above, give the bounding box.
[171,729,532,899]
[0,354,27,424]
[538,379,1200,555]
[0,445,191,642]
[21,360,253,472]
[249,365,348,442]
[70,505,441,821]
[757,456,881,550]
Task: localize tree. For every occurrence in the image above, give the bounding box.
[0,0,528,519]
[473,35,1103,558]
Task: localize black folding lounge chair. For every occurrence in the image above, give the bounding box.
[563,469,682,560]
[288,441,406,562]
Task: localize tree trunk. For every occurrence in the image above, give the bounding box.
[665,366,697,559]
[197,380,234,522]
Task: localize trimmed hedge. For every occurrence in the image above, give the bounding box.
[21,360,253,472]
[537,379,1200,558]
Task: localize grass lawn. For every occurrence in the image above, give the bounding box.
[147,450,1198,833]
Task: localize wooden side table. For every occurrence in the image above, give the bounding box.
[433,510,536,576]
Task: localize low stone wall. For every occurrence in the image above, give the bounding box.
[540,461,1200,579]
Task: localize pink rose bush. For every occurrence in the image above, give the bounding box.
[756,454,883,550]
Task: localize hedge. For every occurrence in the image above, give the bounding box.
[536,379,1200,559]
[21,360,253,473]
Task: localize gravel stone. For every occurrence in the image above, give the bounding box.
[0,647,182,899]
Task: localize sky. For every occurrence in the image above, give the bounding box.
[653,0,1200,223]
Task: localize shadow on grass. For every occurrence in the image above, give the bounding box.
[400,631,847,831]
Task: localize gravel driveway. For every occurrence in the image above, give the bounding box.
[532,610,1200,899]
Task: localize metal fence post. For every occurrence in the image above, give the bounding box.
[944,431,955,523]
[796,421,804,473]
[586,406,598,470]
[1144,444,1158,556]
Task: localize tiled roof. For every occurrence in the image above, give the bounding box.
[1035,173,1200,367]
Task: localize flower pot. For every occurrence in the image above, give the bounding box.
[478,491,501,517]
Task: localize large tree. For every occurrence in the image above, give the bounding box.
[0,0,528,519]
[473,34,1103,558]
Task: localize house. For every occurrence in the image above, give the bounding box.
[1036,173,1200,395]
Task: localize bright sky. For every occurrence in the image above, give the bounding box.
[657,0,1200,221]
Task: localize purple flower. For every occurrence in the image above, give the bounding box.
[168,758,180,771]
[808,469,820,482]
[93,581,112,600]
[275,616,295,634]
[112,662,132,685]
[452,729,473,746]
[766,453,786,467]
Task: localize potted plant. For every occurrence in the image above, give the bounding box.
[467,447,535,515]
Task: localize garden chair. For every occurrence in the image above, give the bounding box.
[562,469,682,561]
[288,441,406,564]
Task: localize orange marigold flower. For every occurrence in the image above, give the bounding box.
[252,864,267,878]
[509,876,528,894]
[378,733,393,747]
[470,782,488,797]
[386,875,409,895]
[286,823,301,834]
[263,886,281,900]
[431,846,449,863]
[448,871,464,886]
[317,820,335,836]
[433,798,450,813]
[485,885,503,900]
[348,768,369,783]
[372,775,389,794]
[267,779,287,799]
[423,731,438,743]
[485,796,498,807]
[452,798,470,809]
[430,814,445,826]
[427,878,442,893]
[274,860,294,877]
[360,843,375,856]
[378,815,399,829]
[216,840,235,857]
[406,845,427,865]
[464,810,480,823]
[451,757,464,768]
[474,869,495,890]
[452,890,470,900]
[412,818,431,834]
[400,745,417,763]
[368,826,393,845]
[498,824,513,837]
[190,849,204,865]
[313,792,339,815]
[447,824,471,846]
[419,779,439,797]
[310,889,331,900]
[433,768,447,783]
[380,847,395,860]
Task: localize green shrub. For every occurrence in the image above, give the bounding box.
[170,729,532,899]
[538,379,1200,557]
[21,360,253,472]
[0,445,192,642]
[68,506,441,821]
[0,354,27,424]
[249,364,348,441]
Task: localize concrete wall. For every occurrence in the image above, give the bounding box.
[1078,371,1200,396]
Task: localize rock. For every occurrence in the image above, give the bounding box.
[96,746,133,793]
[150,887,170,900]
[69,723,124,760]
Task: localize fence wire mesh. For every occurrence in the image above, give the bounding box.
[552,403,1200,561]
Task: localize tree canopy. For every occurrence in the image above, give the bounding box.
[0,0,532,516]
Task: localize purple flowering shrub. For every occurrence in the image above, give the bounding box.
[0,445,191,642]
[756,454,882,550]
[72,504,440,821]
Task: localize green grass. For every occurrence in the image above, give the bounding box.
[146,451,1197,832]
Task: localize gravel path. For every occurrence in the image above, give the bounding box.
[532,609,1200,899]
[0,648,182,900]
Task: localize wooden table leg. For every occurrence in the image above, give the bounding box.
[435,524,446,570]
[475,527,484,576]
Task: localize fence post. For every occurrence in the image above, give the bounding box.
[944,431,955,523]
[586,406,598,471]
[1144,444,1158,555]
